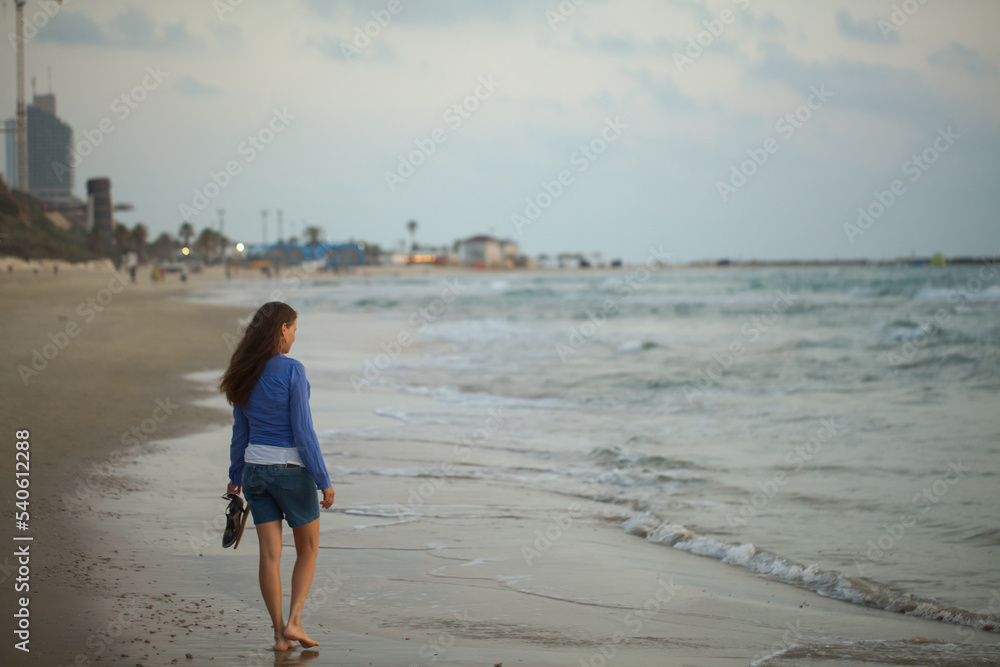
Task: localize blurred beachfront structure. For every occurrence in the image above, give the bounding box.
[4,91,74,204]
[86,177,115,243]
[376,235,526,268]
[457,235,524,268]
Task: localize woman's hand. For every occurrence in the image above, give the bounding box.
[227,483,242,496]
[320,487,335,509]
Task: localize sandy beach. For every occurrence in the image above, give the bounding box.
[2,263,999,666]
[0,264,247,665]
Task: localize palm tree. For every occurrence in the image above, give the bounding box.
[87,226,107,255]
[407,219,417,251]
[305,226,322,246]
[130,223,149,255]
[196,227,220,261]
[150,233,175,262]
[178,222,195,248]
[113,223,130,250]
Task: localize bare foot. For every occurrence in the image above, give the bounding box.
[273,628,296,651]
[283,622,319,648]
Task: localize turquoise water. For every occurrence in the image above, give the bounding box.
[195,263,1000,631]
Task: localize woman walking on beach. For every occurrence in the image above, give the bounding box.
[220,301,335,651]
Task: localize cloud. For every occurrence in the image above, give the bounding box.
[621,67,696,112]
[111,8,194,50]
[749,42,946,125]
[309,34,344,61]
[650,33,741,62]
[835,9,897,45]
[36,8,195,50]
[210,23,242,49]
[300,0,531,25]
[928,42,998,77]
[34,12,105,46]
[573,31,638,55]
[175,76,222,97]
[663,0,712,23]
[740,10,785,35]
[588,89,616,112]
[309,33,397,62]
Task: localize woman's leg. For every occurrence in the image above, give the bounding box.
[255,520,295,651]
[282,518,320,648]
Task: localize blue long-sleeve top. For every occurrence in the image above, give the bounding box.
[229,354,332,490]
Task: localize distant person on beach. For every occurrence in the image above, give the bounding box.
[220,301,335,651]
[127,252,138,282]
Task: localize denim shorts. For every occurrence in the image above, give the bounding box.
[242,463,320,528]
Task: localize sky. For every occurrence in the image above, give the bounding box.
[1,0,998,263]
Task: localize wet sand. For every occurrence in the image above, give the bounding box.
[3,263,1000,666]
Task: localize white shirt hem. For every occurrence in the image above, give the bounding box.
[245,444,303,466]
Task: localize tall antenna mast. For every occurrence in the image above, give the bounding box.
[15,0,28,191]
[217,209,226,259]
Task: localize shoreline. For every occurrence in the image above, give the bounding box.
[56,378,1000,666]
[3,265,1000,665]
[4,254,997,278]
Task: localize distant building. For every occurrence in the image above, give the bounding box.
[4,92,74,203]
[537,254,559,270]
[33,92,56,115]
[3,118,15,185]
[87,177,114,243]
[406,244,455,265]
[500,239,519,259]
[557,253,589,268]
[28,100,74,202]
[458,235,502,267]
[457,235,522,268]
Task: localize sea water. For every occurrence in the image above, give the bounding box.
[194,262,1000,631]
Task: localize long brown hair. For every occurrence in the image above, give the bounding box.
[220,301,297,406]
